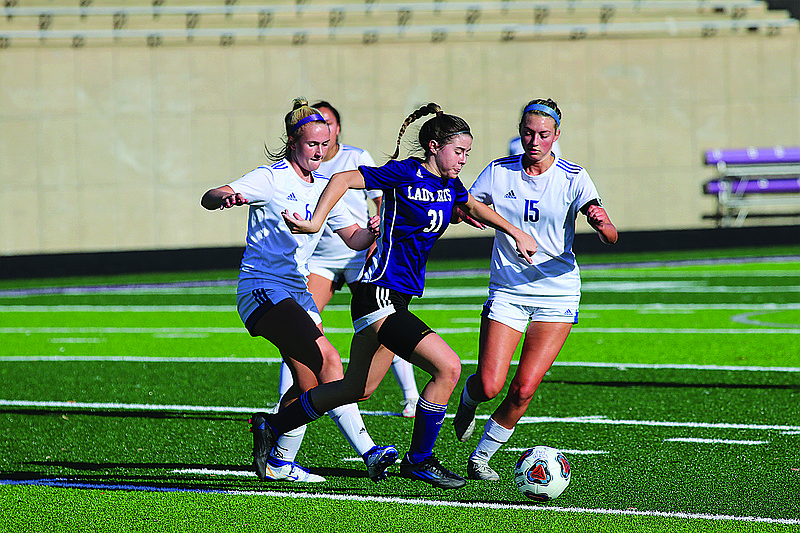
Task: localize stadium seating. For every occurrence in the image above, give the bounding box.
[703,146,800,227]
[1,0,797,46]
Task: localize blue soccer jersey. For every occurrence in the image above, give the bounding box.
[359,158,469,296]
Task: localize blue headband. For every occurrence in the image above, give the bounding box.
[522,104,560,128]
[291,113,326,135]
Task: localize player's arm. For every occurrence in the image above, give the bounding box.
[201,185,248,210]
[580,200,617,245]
[334,220,378,251]
[458,193,537,263]
[282,170,366,234]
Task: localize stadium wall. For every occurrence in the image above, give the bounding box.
[1,32,799,256]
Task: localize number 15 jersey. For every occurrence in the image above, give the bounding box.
[359,158,469,296]
[470,154,601,307]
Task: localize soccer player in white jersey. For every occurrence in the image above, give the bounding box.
[273,103,537,489]
[276,101,420,420]
[201,98,398,484]
[452,99,618,481]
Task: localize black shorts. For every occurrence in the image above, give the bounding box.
[350,282,433,357]
[350,282,413,332]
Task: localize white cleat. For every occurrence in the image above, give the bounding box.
[263,458,326,482]
[467,457,500,481]
[401,397,418,418]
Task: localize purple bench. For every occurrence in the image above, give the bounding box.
[704,177,800,196]
[703,146,800,226]
[705,146,800,166]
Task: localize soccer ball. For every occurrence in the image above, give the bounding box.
[514,446,571,502]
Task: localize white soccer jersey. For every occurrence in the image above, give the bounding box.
[470,154,601,307]
[227,159,355,290]
[309,144,381,268]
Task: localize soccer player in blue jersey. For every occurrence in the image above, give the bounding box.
[201,98,398,484]
[260,103,538,489]
[451,99,617,481]
[277,100,421,420]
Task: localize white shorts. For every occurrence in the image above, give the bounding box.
[307,261,364,289]
[481,294,578,333]
[236,278,321,333]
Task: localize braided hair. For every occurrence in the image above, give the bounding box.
[391,103,472,160]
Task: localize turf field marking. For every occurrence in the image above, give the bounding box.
[731,311,799,328]
[4,282,800,299]
[506,447,609,455]
[2,478,798,526]
[2,355,800,373]
[4,326,800,335]
[171,468,253,477]
[47,338,105,344]
[1,399,797,433]
[4,303,800,313]
[663,438,769,445]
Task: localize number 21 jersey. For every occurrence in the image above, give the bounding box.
[359,158,469,296]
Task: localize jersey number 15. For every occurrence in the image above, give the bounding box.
[524,199,540,223]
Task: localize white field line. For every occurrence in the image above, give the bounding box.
[3,302,800,313]
[2,478,798,526]
[2,355,799,373]
[3,326,799,335]
[663,438,769,445]
[506,447,609,455]
[3,283,800,299]
[1,399,798,433]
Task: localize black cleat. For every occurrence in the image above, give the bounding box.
[249,412,277,481]
[399,453,467,489]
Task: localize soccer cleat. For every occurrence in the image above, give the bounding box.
[249,412,277,481]
[401,397,418,418]
[467,457,500,481]
[262,457,326,482]
[452,400,476,442]
[363,444,399,482]
[399,454,467,489]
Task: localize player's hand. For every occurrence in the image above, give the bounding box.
[586,204,610,229]
[281,210,317,234]
[514,231,537,264]
[367,215,381,237]
[219,193,248,210]
[451,206,486,230]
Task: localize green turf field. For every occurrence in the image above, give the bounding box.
[1,249,799,532]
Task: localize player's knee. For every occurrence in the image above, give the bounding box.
[480,379,505,401]
[317,343,344,382]
[508,379,539,405]
[433,352,462,391]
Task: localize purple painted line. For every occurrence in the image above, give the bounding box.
[1,477,230,494]
[0,279,236,298]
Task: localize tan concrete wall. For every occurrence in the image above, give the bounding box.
[1,33,799,255]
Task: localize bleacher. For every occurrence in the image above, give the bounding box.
[1,0,798,47]
[703,146,800,227]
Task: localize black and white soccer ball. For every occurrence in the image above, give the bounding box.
[514,446,571,502]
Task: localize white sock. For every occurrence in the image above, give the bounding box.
[328,403,375,456]
[270,425,307,463]
[471,417,514,463]
[461,375,481,408]
[390,355,419,400]
[277,361,293,400]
